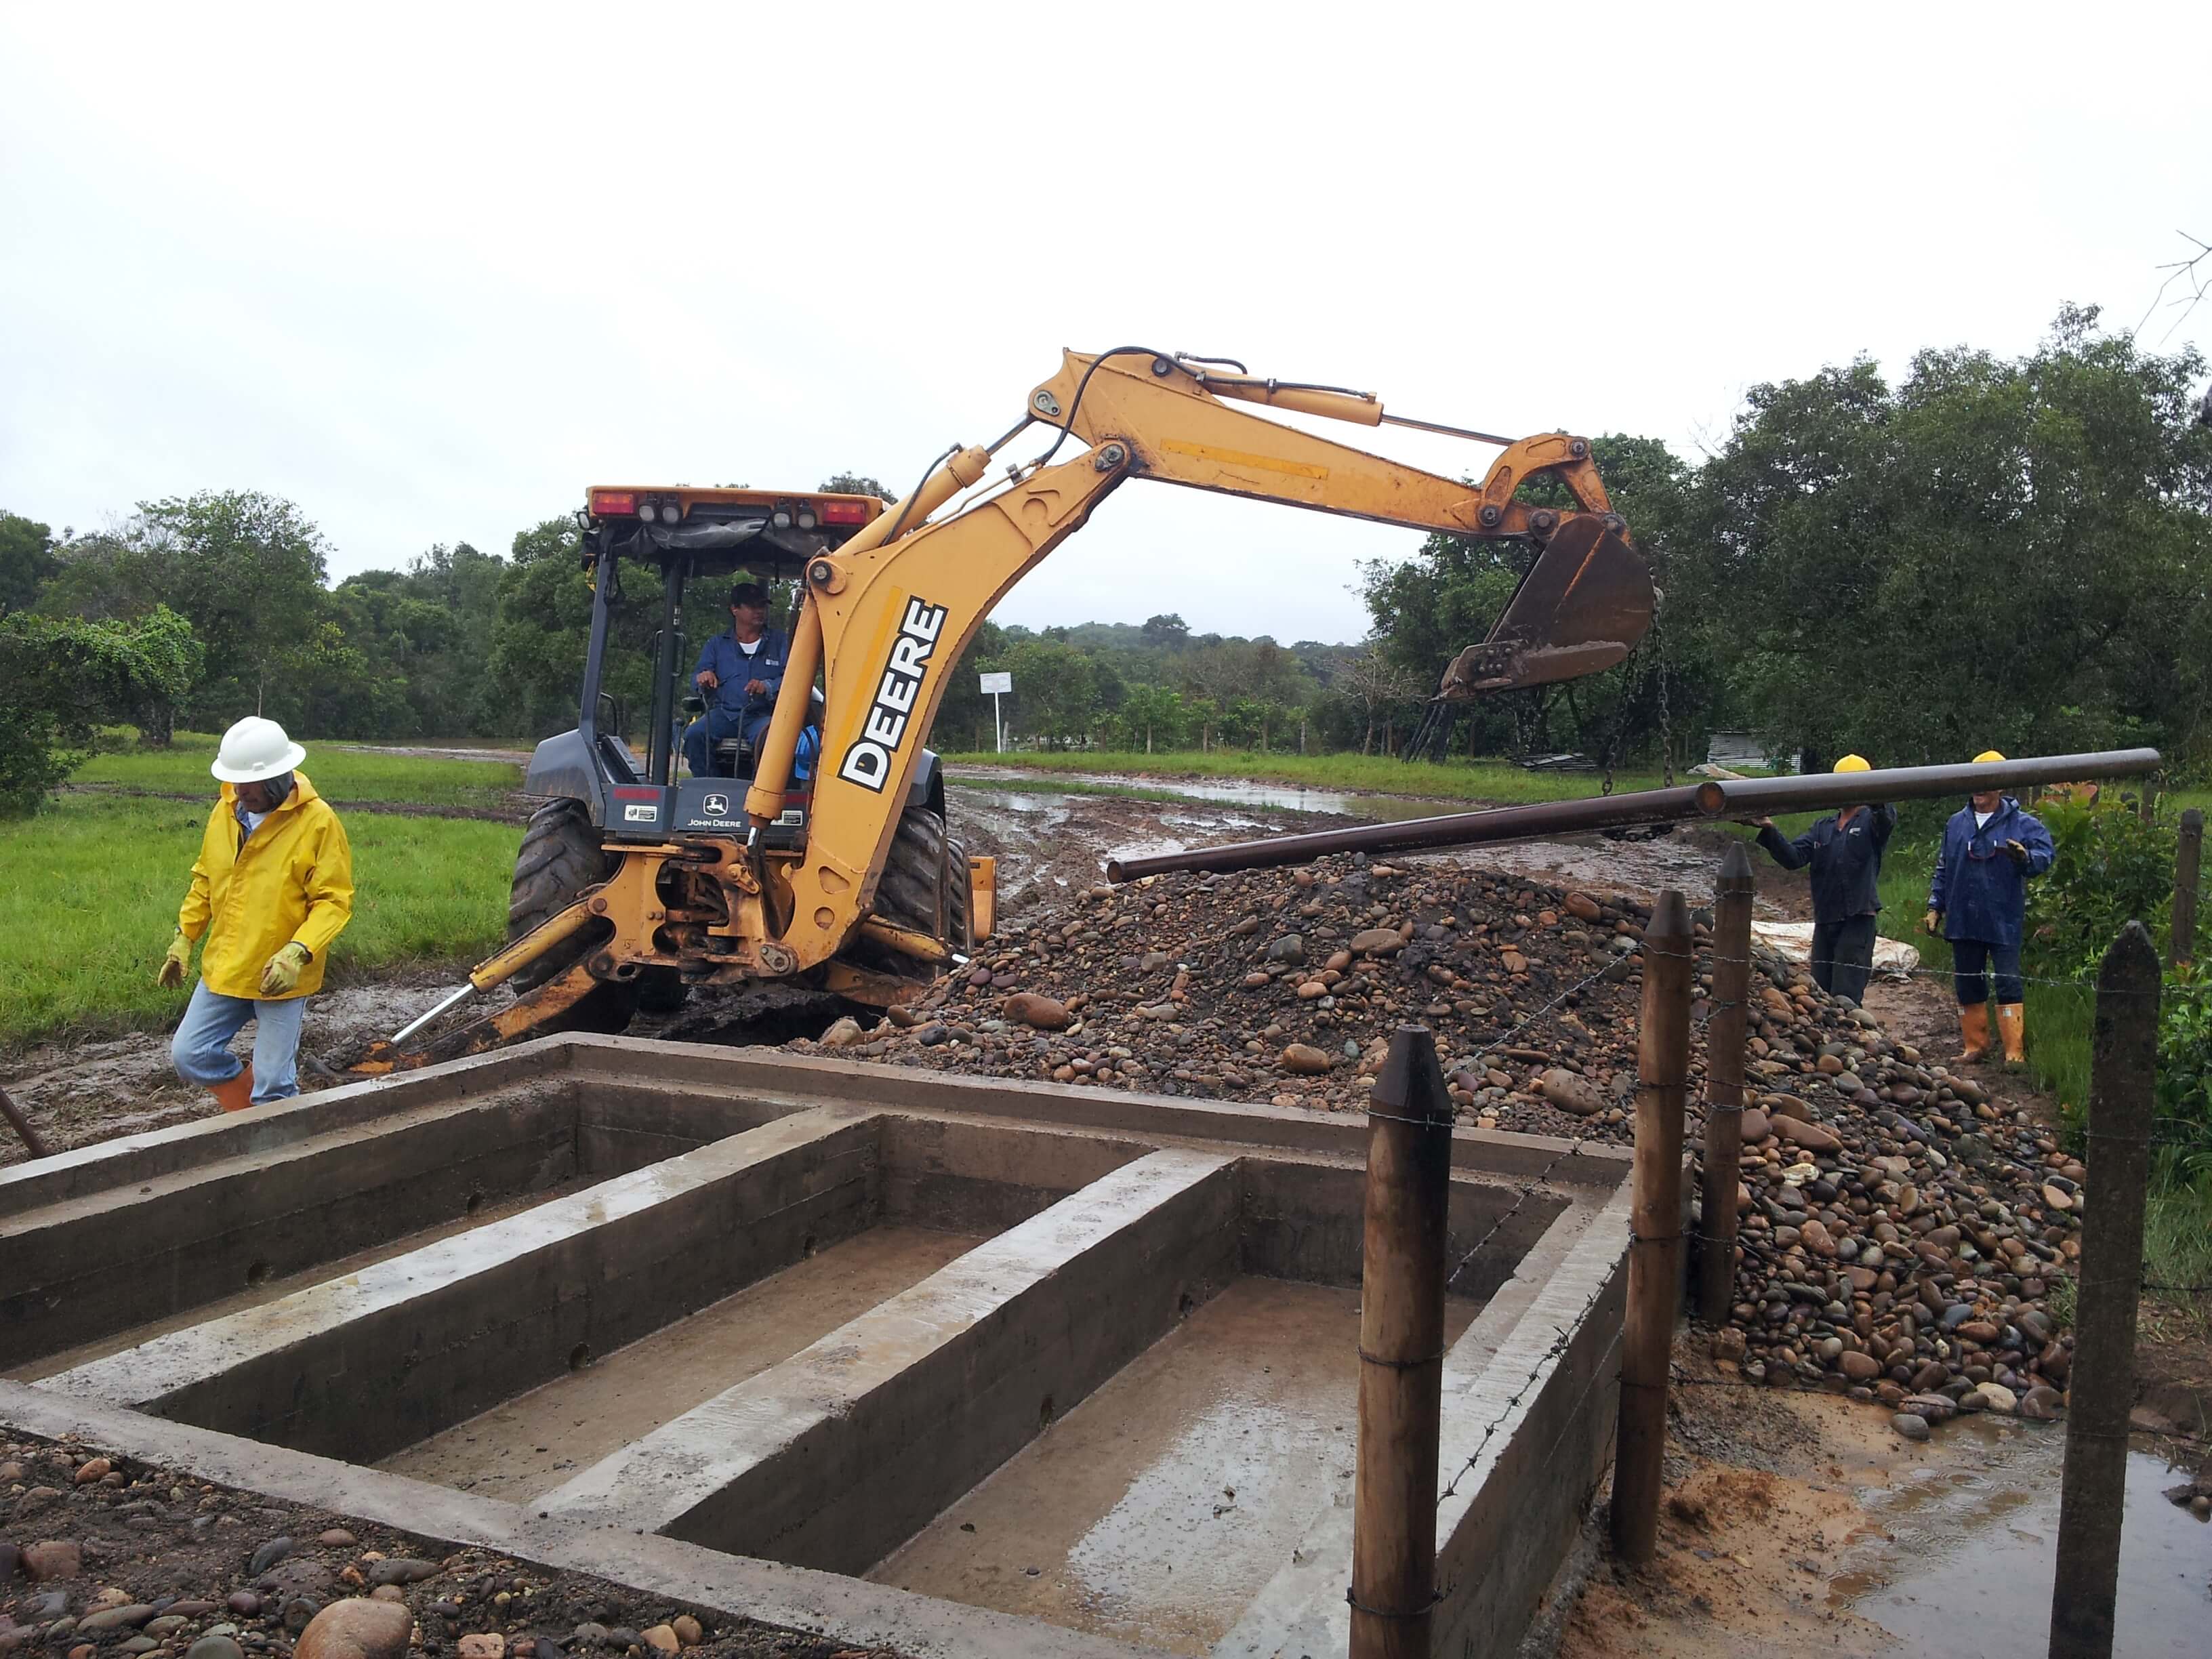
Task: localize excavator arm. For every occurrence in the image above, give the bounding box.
[745,347,1652,974]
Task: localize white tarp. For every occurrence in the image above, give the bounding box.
[1750,920,1920,979]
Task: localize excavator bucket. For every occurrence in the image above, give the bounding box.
[1435,516,1654,698]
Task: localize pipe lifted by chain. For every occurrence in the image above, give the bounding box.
[1103,748,2162,883]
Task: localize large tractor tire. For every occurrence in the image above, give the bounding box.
[874,804,971,952]
[507,798,617,993]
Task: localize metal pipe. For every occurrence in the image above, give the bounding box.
[1689,750,2161,817]
[1104,749,2163,884]
[1105,785,1709,882]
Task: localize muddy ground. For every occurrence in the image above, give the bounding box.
[7,772,2207,1653]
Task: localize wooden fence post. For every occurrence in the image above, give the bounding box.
[1350,1025,1453,1659]
[1611,889,1693,1565]
[2047,922,2160,1659]
[2173,808,2201,969]
[1698,844,1755,1321]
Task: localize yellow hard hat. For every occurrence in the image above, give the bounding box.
[1833,754,1871,773]
[1973,750,2006,764]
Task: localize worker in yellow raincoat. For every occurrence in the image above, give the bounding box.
[157,716,354,1111]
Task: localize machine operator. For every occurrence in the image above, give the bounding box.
[682,581,790,778]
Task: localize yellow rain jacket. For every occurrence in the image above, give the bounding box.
[177,772,354,1000]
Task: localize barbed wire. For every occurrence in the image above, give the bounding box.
[1438,1274,1616,1504]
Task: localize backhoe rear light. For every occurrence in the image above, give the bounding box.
[796,509,816,530]
[819,499,869,525]
[590,491,638,516]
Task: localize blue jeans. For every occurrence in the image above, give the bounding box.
[1952,939,2024,1005]
[681,707,771,777]
[170,981,308,1104]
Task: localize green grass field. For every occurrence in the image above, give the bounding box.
[73,733,523,811]
[941,749,1674,804]
[0,745,520,1050]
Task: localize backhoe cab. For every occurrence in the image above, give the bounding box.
[356,346,1650,1075]
[351,485,987,1073]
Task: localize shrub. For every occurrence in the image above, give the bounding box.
[2024,795,2174,972]
[0,606,204,815]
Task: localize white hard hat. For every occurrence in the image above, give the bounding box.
[211,716,306,783]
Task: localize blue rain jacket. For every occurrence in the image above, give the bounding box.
[1928,795,2055,947]
[694,626,791,717]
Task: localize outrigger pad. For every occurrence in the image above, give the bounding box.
[1437,516,1653,697]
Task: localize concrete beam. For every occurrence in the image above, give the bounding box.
[558,1037,1635,1189]
[0,1041,567,1218]
[0,1380,1166,1659]
[49,1107,880,1463]
[542,1148,1242,1574]
[4,1084,577,1368]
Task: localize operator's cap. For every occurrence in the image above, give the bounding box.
[729,581,769,607]
[1833,754,1871,773]
[1973,749,2007,764]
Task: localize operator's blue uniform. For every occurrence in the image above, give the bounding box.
[1929,794,2055,1004]
[681,626,790,777]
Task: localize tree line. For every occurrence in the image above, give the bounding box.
[3,304,2206,813]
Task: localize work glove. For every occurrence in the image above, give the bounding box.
[2004,838,2030,865]
[157,932,192,989]
[258,942,311,997]
[1923,909,1942,936]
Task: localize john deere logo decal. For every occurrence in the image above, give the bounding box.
[839,596,947,792]
[702,792,730,817]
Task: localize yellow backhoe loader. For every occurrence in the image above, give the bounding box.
[354,348,1652,1071]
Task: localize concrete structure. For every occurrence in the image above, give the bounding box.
[2,1035,1633,1658]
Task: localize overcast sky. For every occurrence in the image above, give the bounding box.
[3,3,2206,644]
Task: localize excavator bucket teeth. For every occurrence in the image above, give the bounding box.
[1437,516,1652,698]
[346,961,635,1076]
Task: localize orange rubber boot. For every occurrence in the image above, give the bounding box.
[1954,1001,1990,1063]
[208,1071,255,1113]
[1995,1003,2026,1068]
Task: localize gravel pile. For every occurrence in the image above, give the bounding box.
[797,853,2087,1425]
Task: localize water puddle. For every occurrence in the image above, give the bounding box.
[1834,1418,2209,1652]
[948,766,1450,821]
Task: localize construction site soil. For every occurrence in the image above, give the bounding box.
[0,1434,899,1659]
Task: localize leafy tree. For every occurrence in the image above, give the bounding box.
[489,516,656,741]
[819,473,899,503]
[0,606,204,813]
[1140,612,1190,649]
[1336,644,1424,754]
[0,512,58,615]
[1000,636,1099,747]
[1115,683,1186,752]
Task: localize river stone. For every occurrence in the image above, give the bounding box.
[1348,928,1403,956]
[1837,1350,1881,1382]
[1774,1115,1841,1151]
[295,1602,412,1659]
[22,1542,81,1581]
[249,1539,293,1577]
[1280,1043,1332,1076]
[1891,1412,1931,1441]
[1737,1107,1770,1142]
[1538,1068,1604,1116]
[364,1559,441,1588]
[1000,992,1070,1030]
[1976,1382,2018,1413]
[187,1641,246,1659]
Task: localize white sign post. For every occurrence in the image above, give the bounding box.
[979,671,1012,753]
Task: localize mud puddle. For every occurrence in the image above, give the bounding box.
[1831,1416,2209,1652]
